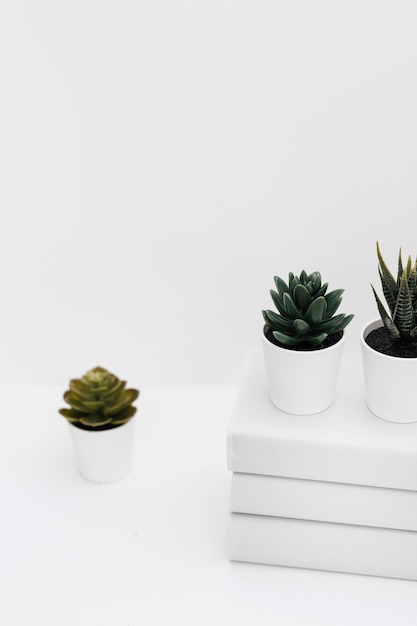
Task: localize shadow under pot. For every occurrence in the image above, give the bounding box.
[262,325,346,415]
[361,319,417,424]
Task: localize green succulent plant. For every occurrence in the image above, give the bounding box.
[262,270,354,348]
[59,366,139,430]
[371,242,417,343]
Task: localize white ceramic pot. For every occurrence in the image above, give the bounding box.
[68,418,135,482]
[361,319,417,423]
[261,326,346,415]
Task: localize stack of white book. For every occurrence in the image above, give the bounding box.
[226,347,417,580]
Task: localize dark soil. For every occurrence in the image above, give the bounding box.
[72,421,127,432]
[264,327,343,352]
[365,327,417,358]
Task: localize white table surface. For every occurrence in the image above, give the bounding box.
[2,379,417,626]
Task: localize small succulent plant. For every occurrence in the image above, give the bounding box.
[59,366,139,430]
[371,242,417,344]
[262,270,354,348]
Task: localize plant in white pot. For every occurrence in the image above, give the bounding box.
[361,243,417,423]
[59,366,140,482]
[262,270,354,415]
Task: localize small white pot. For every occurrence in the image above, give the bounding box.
[361,319,417,423]
[68,418,135,483]
[261,326,346,415]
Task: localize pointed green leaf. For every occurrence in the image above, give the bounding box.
[378,265,397,316]
[100,380,127,404]
[371,284,401,341]
[272,331,301,347]
[408,262,417,299]
[64,391,95,414]
[59,408,87,422]
[324,289,344,318]
[82,400,106,411]
[270,290,287,316]
[305,296,326,325]
[110,406,137,426]
[274,275,290,296]
[283,293,301,318]
[292,319,311,337]
[397,248,404,285]
[293,284,312,310]
[103,389,139,416]
[262,310,293,331]
[319,313,354,334]
[290,274,299,290]
[309,272,321,293]
[70,379,97,400]
[316,283,328,297]
[377,242,398,302]
[405,254,412,280]
[393,273,415,336]
[325,289,344,306]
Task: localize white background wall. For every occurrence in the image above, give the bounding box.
[1,0,417,386]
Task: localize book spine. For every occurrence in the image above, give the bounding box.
[228,513,417,580]
[230,473,417,531]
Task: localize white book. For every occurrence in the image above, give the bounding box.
[227,348,417,491]
[230,472,417,531]
[228,512,417,580]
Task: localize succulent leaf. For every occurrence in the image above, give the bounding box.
[293,284,313,310]
[371,283,401,342]
[274,275,290,296]
[63,391,91,414]
[408,261,417,294]
[283,292,301,318]
[272,330,302,347]
[103,389,140,416]
[318,313,352,333]
[397,249,404,286]
[324,288,344,306]
[82,400,106,411]
[59,408,89,422]
[393,273,415,336]
[377,241,398,297]
[378,266,397,316]
[292,319,311,336]
[316,283,328,297]
[270,289,287,317]
[262,309,293,330]
[290,276,299,294]
[310,272,322,291]
[305,297,326,326]
[59,366,139,430]
[101,379,126,399]
[405,255,412,279]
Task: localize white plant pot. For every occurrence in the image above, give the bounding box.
[361,319,417,423]
[261,326,346,415]
[68,418,135,483]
